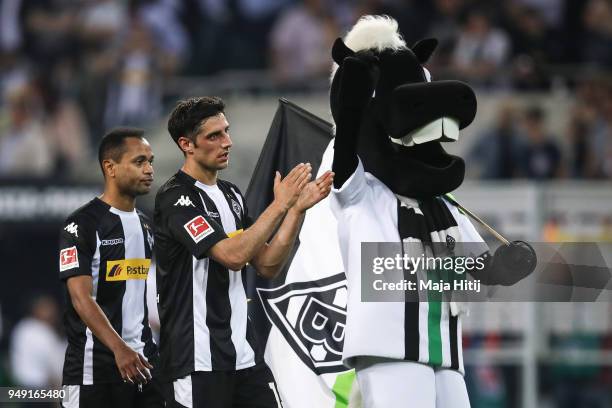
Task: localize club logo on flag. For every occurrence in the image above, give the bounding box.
[257,274,348,375]
[184,215,214,243]
[59,246,79,272]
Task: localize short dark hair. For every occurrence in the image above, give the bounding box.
[98,127,145,175]
[167,96,225,148]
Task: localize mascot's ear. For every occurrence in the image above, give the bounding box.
[412,38,438,64]
[332,38,355,64]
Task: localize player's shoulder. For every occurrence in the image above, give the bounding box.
[157,172,194,197]
[63,197,107,228]
[157,172,184,194]
[61,198,107,241]
[155,172,200,209]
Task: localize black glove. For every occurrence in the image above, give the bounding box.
[491,240,537,286]
[471,241,537,286]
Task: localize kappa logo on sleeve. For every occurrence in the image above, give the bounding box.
[174,195,195,207]
[59,246,79,272]
[64,222,79,237]
[184,215,214,243]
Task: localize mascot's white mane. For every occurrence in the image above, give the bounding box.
[331,15,406,79]
[345,15,406,53]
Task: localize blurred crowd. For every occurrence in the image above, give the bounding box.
[0,0,611,179]
[469,77,612,180]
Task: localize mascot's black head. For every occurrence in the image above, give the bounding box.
[329,16,477,198]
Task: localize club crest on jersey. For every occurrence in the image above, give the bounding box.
[64,222,78,237]
[231,199,242,217]
[184,215,214,243]
[446,235,456,250]
[257,273,348,375]
[174,195,195,207]
[147,230,154,248]
[59,246,79,272]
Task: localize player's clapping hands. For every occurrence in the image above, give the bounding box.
[273,163,312,211]
[294,170,334,213]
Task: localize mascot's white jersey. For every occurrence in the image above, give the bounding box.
[330,158,487,374]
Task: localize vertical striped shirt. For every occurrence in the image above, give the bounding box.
[58,198,157,385]
[154,171,261,381]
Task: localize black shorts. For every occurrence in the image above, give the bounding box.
[61,380,165,408]
[169,363,282,408]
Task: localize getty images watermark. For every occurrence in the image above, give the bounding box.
[361,242,612,302]
[371,252,484,293]
[0,387,67,402]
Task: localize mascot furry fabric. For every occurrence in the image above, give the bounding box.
[328,16,536,408]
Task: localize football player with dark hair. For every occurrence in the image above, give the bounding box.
[155,97,333,407]
[59,127,164,407]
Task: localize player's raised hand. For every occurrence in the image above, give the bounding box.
[273,163,312,211]
[294,170,334,213]
[114,342,153,385]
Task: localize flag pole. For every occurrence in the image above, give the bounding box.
[444,195,511,246]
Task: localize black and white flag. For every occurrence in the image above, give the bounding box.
[246,99,355,408]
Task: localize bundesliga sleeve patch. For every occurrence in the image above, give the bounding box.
[59,246,79,272]
[184,215,214,243]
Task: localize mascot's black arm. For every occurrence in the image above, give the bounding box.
[332,53,379,189]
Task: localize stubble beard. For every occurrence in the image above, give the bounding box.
[201,158,228,173]
[122,180,151,198]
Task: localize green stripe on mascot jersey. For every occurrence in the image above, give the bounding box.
[328,16,536,408]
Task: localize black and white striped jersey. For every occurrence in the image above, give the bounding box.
[58,197,157,385]
[154,170,262,381]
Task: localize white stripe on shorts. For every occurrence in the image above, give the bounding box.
[62,385,80,408]
[174,374,193,408]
